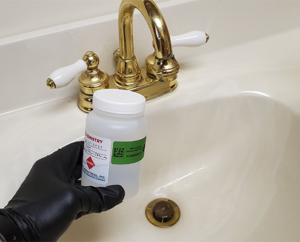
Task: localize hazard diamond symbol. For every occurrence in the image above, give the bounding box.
[86,157,95,169]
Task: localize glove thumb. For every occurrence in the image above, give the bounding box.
[75,185,125,219]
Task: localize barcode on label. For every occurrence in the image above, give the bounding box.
[114,148,124,157]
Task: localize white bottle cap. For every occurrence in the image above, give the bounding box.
[93,89,146,114]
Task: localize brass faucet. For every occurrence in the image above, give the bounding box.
[111,0,179,96]
[47,0,209,113]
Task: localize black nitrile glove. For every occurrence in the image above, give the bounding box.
[0,142,125,242]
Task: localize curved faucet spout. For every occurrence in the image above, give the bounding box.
[118,0,173,60]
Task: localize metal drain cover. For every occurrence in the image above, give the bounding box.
[145,198,180,227]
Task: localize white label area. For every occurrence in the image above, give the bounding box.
[82,131,111,185]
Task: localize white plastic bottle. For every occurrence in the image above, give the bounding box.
[81,89,147,199]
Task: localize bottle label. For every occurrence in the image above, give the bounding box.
[82,132,146,184]
[82,131,111,185]
[112,137,146,165]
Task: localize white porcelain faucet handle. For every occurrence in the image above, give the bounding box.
[48,60,87,88]
[171,31,209,47]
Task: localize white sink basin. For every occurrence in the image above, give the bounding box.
[61,95,300,241]
[1,0,300,241]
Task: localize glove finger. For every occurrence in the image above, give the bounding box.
[60,141,84,171]
[75,185,125,218]
[70,163,83,184]
[40,141,84,182]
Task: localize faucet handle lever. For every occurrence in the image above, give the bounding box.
[171,31,209,47]
[47,51,109,113]
[47,60,87,89]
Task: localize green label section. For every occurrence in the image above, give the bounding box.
[111,137,146,165]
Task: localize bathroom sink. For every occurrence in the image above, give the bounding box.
[55,25,300,240]
[60,95,300,241]
[1,0,300,241]
[60,25,300,240]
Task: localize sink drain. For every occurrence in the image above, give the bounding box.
[145,198,180,227]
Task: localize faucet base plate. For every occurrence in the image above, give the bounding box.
[108,68,178,100]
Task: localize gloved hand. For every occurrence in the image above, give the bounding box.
[0,142,125,241]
